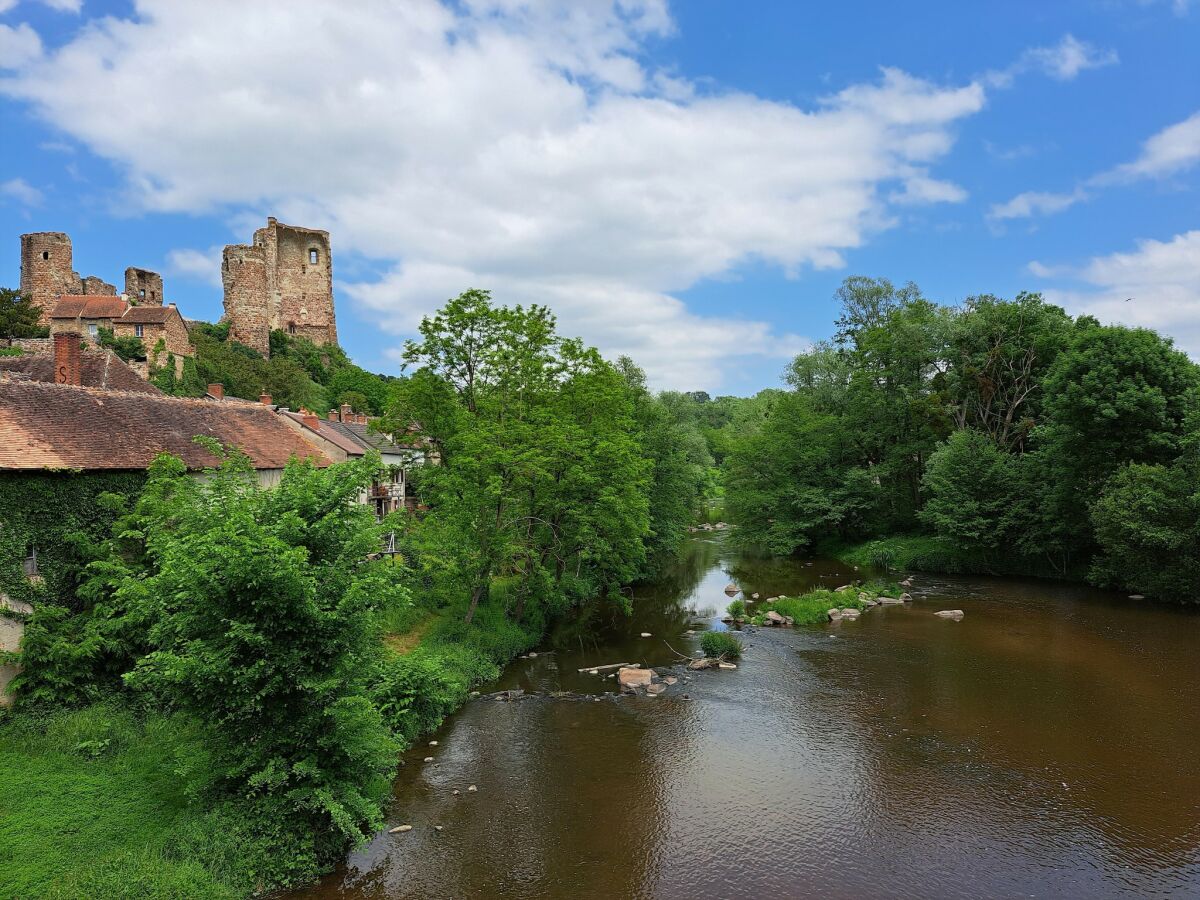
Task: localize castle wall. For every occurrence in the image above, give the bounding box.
[125,268,164,306]
[221,244,272,356]
[80,275,117,296]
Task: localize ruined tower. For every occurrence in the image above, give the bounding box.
[124,267,164,306]
[20,232,82,325]
[221,217,338,357]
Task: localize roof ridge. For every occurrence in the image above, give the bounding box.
[0,378,262,406]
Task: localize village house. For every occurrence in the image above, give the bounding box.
[47,296,193,378]
[280,402,428,519]
[0,334,162,394]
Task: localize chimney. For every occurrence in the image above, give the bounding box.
[301,408,320,430]
[358,414,368,425]
[259,393,272,406]
[339,403,351,422]
[327,409,338,421]
[53,331,81,386]
[207,383,224,400]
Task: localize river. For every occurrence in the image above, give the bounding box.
[294,533,1200,899]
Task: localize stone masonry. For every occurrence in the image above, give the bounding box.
[20,231,164,325]
[221,217,338,357]
[125,267,164,306]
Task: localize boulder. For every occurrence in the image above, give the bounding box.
[835,584,852,592]
[646,683,667,696]
[751,593,760,599]
[899,592,913,603]
[783,616,794,626]
[934,609,964,620]
[720,612,734,623]
[860,598,878,608]
[724,583,739,594]
[640,632,652,638]
[840,608,860,618]
[389,824,413,834]
[765,611,786,626]
[877,597,905,606]
[1129,594,1145,600]
[688,657,720,670]
[828,609,843,622]
[618,667,655,691]
[900,578,913,587]
[718,662,738,670]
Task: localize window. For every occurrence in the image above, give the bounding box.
[23,545,38,577]
[138,288,146,298]
[87,323,98,337]
[309,249,319,264]
[42,251,49,260]
[134,324,144,337]
[287,322,297,335]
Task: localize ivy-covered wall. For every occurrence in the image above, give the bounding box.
[0,472,147,610]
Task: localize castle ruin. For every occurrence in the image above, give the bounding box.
[221,217,338,356]
[19,232,123,325]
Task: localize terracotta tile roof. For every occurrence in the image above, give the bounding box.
[282,411,364,456]
[0,381,331,472]
[0,350,161,394]
[324,419,425,454]
[49,295,129,320]
[119,306,177,324]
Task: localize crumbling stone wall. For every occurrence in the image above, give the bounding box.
[125,267,164,306]
[221,217,338,356]
[221,243,272,355]
[20,232,82,325]
[80,275,117,296]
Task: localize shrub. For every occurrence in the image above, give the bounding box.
[726,598,745,618]
[700,630,741,659]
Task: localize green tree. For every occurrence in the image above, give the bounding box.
[0,287,47,340]
[96,327,146,362]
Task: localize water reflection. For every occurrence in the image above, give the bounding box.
[294,536,1200,900]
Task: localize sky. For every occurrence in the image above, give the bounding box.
[1,1,1197,394]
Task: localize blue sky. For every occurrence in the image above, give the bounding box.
[2,0,1198,394]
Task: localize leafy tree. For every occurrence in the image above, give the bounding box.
[919,429,1029,562]
[107,449,403,874]
[0,287,47,340]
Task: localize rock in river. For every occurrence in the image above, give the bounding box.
[935,609,964,620]
[724,583,740,595]
[389,824,413,834]
[877,597,905,606]
[765,610,786,626]
[618,666,655,692]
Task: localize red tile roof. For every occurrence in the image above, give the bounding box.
[49,296,129,320]
[119,305,179,324]
[0,349,161,394]
[281,410,365,456]
[0,380,331,472]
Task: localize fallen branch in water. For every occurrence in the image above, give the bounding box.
[576,662,638,673]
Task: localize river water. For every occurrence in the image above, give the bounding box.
[295,534,1200,899]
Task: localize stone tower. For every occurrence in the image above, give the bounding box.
[221,217,338,357]
[125,267,164,306]
[20,232,81,325]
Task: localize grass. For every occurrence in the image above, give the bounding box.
[753,580,900,626]
[700,631,742,659]
[0,704,253,899]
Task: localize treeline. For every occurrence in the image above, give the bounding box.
[2,291,713,897]
[724,277,1200,600]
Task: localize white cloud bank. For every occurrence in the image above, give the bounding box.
[1033,230,1200,353]
[1,0,991,388]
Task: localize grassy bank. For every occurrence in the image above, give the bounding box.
[0,597,537,899]
[823,535,1086,581]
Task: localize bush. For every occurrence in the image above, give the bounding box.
[700,630,741,659]
[726,598,745,619]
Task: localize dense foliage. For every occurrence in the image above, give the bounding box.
[387,290,711,627]
[0,286,48,339]
[154,323,395,414]
[725,277,1200,600]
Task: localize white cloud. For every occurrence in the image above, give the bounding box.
[0,177,43,207]
[34,0,83,12]
[1034,231,1200,353]
[0,0,18,14]
[988,188,1087,221]
[0,0,985,389]
[1097,111,1200,183]
[166,246,223,288]
[990,109,1200,222]
[986,34,1117,88]
[0,22,41,68]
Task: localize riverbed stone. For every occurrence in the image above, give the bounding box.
[724,583,739,594]
[1129,594,1145,600]
[389,824,413,833]
[900,592,913,602]
[765,611,785,626]
[646,683,667,695]
[877,597,905,606]
[618,667,655,691]
[935,609,964,620]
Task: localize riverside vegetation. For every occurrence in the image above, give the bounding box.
[718,277,1200,602]
[0,291,713,898]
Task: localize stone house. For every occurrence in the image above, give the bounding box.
[280,403,428,519]
[111,303,193,376]
[47,295,128,341]
[0,334,162,394]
